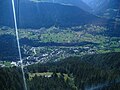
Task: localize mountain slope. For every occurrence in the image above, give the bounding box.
[83,0,120,14]
[31,0,92,12]
[0,1,104,28]
[0,52,120,90]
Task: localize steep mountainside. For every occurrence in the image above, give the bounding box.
[83,0,120,17]
[0,1,104,28]
[31,0,92,12]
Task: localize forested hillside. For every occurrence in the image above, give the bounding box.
[0,0,105,28]
[0,52,120,90]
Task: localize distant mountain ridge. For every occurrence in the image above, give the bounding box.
[83,0,120,14]
[31,0,92,12]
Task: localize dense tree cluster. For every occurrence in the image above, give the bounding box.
[0,67,24,90]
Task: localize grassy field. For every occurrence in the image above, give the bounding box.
[29,72,69,81]
[0,61,12,67]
